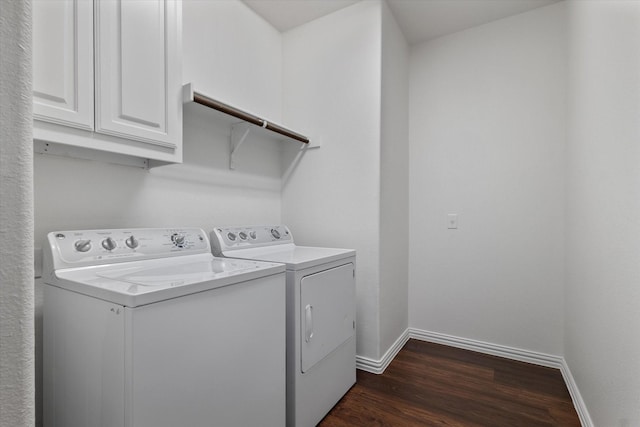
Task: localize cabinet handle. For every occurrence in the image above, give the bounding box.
[305,304,313,343]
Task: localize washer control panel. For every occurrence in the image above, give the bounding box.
[211,225,293,255]
[46,228,210,269]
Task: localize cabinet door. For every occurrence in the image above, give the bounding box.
[95,0,181,151]
[33,0,94,130]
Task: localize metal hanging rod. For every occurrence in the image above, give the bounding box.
[183,83,309,144]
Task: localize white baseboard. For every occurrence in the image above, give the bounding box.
[409,328,563,368]
[356,329,409,374]
[559,358,594,427]
[408,328,593,427]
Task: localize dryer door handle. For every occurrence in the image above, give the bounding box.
[304,304,314,343]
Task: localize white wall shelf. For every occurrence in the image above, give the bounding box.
[183,83,315,169]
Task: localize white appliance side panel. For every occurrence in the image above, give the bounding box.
[300,263,355,373]
[295,337,356,427]
[43,285,125,427]
[126,274,286,427]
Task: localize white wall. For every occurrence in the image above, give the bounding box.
[379,1,409,357]
[182,0,282,122]
[408,3,567,356]
[565,1,640,425]
[0,1,35,426]
[34,2,283,424]
[281,1,383,359]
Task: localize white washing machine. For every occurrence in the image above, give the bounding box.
[42,227,286,427]
[210,225,356,427]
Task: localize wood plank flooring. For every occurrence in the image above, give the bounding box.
[319,339,580,427]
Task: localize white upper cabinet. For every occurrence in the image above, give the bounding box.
[33,0,182,164]
[95,0,180,148]
[33,0,94,130]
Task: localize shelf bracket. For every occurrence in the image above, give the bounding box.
[230,123,252,169]
[184,84,316,169]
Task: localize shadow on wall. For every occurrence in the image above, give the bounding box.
[151,102,285,191]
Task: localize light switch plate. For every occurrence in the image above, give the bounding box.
[448,214,458,229]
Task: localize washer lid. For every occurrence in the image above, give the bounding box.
[50,253,285,307]
[96,258,244,286]
[230,245,355,271]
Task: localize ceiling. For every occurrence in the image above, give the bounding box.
[242,0,561,45]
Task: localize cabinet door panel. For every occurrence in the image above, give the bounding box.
[120,1,164,127]
[33,0,93,130]
[95,0,180,149]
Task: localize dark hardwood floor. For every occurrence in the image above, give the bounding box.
[319,339,581,427]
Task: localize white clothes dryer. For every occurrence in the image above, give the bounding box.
[210,225,356,427]
[42,228,286,427]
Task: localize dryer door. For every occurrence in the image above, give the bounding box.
[300,263,355,373]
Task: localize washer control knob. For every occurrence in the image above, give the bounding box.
[271,228,281,239]
[125,235,138,249]
[227,232,237,241]
[171,234,185,247]
[238,232,248,241]
[249,231,257,240]
[74,239,92,252]
[101,237,117,251]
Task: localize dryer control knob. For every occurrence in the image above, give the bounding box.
[125,235,138,249]
[238,232,248,241]
[270,228,281,239]
[249,231,257,240]
[74,239,92,252]
[102,237,117,251]
[227,232,237,241]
